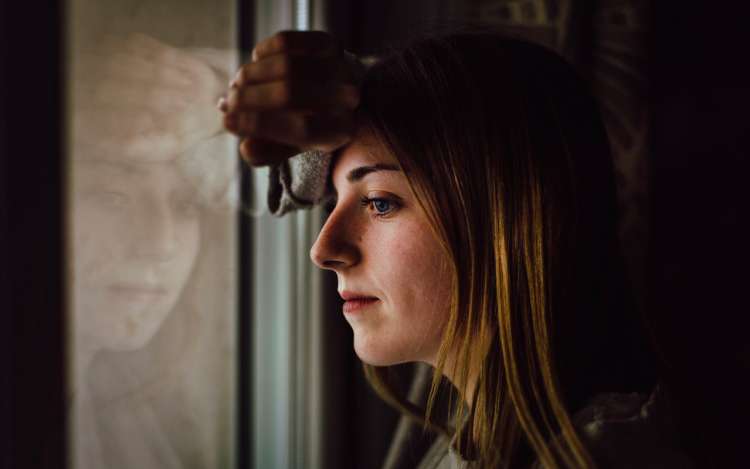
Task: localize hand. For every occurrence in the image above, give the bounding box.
[220,30,362,166]
[72,33,226,162]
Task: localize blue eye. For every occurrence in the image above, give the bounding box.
[373,199,390,212]
[360,196,400,218]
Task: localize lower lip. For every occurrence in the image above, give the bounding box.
[343,298,379,314]
[108,286,167,301]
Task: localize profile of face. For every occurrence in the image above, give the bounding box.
[72,160,201,352]
[310,128,453,367]
[69,34,227,354]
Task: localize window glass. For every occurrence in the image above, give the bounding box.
[66,1,238,467]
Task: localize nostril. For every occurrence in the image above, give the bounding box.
[310,229,359,270]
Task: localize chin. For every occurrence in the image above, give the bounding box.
[102,311,170,352]
[353,336,410,367]
[102,328,160,352]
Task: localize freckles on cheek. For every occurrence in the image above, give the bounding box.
[388,225,445,302]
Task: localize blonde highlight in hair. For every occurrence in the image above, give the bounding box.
[357,30,655,468]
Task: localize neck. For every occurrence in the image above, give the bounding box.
[427,353,479,409]
[432,330,495,409]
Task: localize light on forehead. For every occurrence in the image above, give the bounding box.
[329,127,403,196]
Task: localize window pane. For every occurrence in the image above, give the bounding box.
[65,1,238,467]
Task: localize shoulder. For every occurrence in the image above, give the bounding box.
[569,385,695,469]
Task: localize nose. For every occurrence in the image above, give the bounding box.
[309,208,360,271]
[131,202,179,261]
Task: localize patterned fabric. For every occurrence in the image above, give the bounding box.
[267,148,332,215]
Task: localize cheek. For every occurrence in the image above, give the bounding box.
[380,224,452,323]
[175,217,201,275]
[153,215,201,302]
[72,207,125,282]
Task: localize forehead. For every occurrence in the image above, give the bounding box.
[332,129,400,180]
[73,159,182,183]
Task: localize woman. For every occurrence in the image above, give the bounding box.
[71,33,238,468]
[223,30,684,468]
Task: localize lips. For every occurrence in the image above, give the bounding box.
[342,297,379,314]
[339,290,378,301]
[108,284,168,296]
[339,290,379,314]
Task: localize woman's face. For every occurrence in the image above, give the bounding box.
[72,159,201,352]
[310,129,453,366]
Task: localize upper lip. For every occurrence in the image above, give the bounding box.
[339,290,378,301]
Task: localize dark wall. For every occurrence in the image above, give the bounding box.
[651,3,749,467]
[3,2,68,468]
[328,0,469,55]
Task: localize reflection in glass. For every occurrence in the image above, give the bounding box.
[67,9,238,468]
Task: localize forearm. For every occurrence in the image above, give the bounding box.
[266,51,376,216]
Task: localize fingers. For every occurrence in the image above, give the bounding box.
[220,30,357,165]
[239,138,300,166]
[225,111,355,152]
[231,54,354,87]
[251,30,340,62]
[225,80,359,113]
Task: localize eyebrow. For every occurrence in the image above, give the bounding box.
[346,163,401,183]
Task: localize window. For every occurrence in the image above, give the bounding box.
[66,1,239,467]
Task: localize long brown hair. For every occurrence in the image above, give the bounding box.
[357,31,656,468]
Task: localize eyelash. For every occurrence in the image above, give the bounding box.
[360,196,400,218]
[325,196,401,218]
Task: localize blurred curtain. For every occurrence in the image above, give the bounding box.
[250,2,331,469]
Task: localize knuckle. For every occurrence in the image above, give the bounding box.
[239,112,258,132]
[227,88,240,109]
[275,55,293,77]
[251,113,268,133]
[223,113,238,132]
[273,31,294,51]
[235,65,248,85]
[240,139,264,166]
[273,82,294,107]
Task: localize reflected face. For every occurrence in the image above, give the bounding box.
[310,129,452,366]
[72,160,201,352]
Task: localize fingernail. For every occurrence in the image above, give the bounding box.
[231,68,244,88]
[217,97,228,112]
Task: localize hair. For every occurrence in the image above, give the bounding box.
[356,30,656,468]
